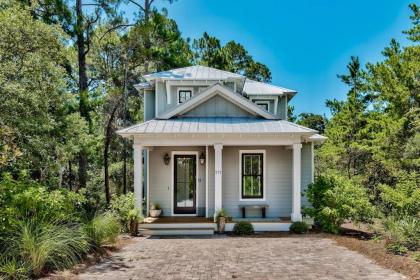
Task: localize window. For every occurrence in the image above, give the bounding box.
[256,102,269,111]
[254,100,270,112]
[241,153,264,199]
[178,89,192,104]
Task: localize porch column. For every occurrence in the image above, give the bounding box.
[214,143,223,218]
[291,143,302,222]
[133,144,143,210]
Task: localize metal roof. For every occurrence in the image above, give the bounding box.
[243,79,296,96]
[117,117,318,135]
[143,65,245,82]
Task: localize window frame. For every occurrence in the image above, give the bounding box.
[255,101,270,111]
[177,87,194,104]
[239,150,266,201]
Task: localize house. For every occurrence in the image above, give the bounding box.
[117,65,326,234]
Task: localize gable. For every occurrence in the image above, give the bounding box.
[158,83,278,120]
[182,95,255,118]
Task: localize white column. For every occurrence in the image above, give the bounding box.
[133,144,143,211]
[214,143,223,218]
[291,143,302,222]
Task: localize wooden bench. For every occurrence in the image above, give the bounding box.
[238,204,269,218]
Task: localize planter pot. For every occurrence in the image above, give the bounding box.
[150,209,162,218]
[129,219,139,236]
[218,217,226,233]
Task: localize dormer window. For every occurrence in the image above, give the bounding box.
[178,88,193,104]
[255,101,270,111]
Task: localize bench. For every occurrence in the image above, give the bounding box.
[238,204,269,218]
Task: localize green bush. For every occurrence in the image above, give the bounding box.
[0,258,31,280]
[233,222,254,235]
[0,174,86,231]
[85,213,120,249]
[304,174,375,234]
[1,219,88,278]
[381,216,419,251]
[110,193,143,232]
[290,221,309,234]
[412,252,420,262]
[385,243,408,256]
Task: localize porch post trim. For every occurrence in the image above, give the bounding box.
[133,144,143,211]
[205,145,209,218]
[291,143,302,222]
[214,143,223,219]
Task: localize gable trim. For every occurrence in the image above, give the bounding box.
[158,83,279,120]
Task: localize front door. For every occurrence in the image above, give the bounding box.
[174,154,197,214]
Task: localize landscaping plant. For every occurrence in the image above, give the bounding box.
[290,221,309,234]
[85,213,121,250]
[233,222,254,235]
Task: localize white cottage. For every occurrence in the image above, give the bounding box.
[118,65,326,234]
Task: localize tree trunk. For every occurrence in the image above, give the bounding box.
[104,99,121,204]
[76,0,90,189]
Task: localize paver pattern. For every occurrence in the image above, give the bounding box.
[62,236,406,280]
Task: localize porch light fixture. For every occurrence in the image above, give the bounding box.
[163,153,170,165]
[199,153,205,165]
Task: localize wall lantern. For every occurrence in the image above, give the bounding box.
[199,153,206,165]
[163,153,170,165]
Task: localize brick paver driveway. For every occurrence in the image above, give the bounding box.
[68,235,405,280]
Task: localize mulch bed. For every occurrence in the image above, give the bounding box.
[329,227,420,280]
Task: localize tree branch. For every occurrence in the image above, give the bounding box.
[98,24,134,41]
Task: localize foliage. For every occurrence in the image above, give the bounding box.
[412,252,420,262]
[85,213,120,249]
[0,257,30,280]
[193,32,272,82]
[385,243,408,256]
[1,219,88,278]
[215,208,230,224]
[297,113,328,134]
[305,174,375,234]
[233,222,254,235]
[150,202,161,210]
[109,193,142,232]
[380,216,419,251]
[0,174,86,231]
[289,222,309,234]
[379,172,420,217]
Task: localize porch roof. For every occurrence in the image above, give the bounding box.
[117,117,318,136]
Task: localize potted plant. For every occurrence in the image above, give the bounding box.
[215,208,230,233]
[128,208,142,236]
[150,202,162,218]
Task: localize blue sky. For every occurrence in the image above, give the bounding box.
[134,0,413,116]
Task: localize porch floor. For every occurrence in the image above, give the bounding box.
[143,216,214,224]
[143,216,292,224]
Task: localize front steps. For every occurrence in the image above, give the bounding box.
[139,223,216,236]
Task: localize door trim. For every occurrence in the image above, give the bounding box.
[171,151,199,216]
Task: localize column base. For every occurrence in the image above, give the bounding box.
[291,212,302,222]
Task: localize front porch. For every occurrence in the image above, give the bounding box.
[140,216,293,235]
[135,143,311,223]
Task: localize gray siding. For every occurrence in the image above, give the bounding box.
[219,146,292,218]
[301,142,313,208]
[147,144,313,218]
[277,96,288,120]
[144,90,155,121]
[148,146,206,216]
[183,95,254,117]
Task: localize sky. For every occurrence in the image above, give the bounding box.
[130,0,414,116]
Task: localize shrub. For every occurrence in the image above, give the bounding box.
[290,221,309,234]
[412,252,420,262]
[1,219,88,278]
[85,213,120,249]
[0,174,86,230]
[304,174,375,234]
[381,216,419,251]
[150,202,161,210]
[233,222,254,235]
[385,243,408,256]
[0,258,30,280]
[110,193,143,232]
